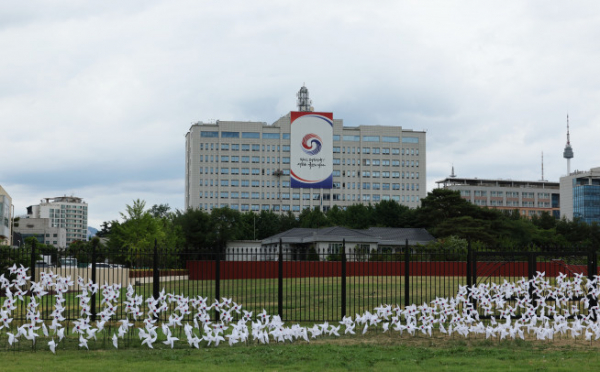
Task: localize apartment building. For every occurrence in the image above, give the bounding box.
[27,196,88,246]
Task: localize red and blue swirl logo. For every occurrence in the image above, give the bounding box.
[301,133,322,155]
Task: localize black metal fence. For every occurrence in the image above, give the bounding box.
[1,240,598,323]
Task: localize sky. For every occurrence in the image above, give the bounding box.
[3,1,600,229]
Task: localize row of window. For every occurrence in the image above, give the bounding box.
[201,177,420,190]
[200,157,420,170]
[200,195,421,211]
[199,167,420,180]
[200,131,420,144]
[472,199,553,208]
[201,131,290,139]
[332,147,420,155]
[49,205,87,210]
[341,170,419,178]
[201,155,290,164]
[201,190,420,201]
[201,143,291,152]
[338,135,419,143]
[359,159,419,167]
[462,190,553,199]
[202,143,421,157]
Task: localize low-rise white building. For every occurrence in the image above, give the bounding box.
[13,218,67,248]
[224,227,435,261]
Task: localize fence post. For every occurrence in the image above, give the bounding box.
[278,238,283,318]
[528,252,536,301]
[472,242,478,287]
[91,239,97,322]
[466,239,472,288]
[404,239,409,307]
[589,250,598,321]
[341,239,347,318]
[30,239,37,283]
[153,239,159,301]
[215,247,221,321]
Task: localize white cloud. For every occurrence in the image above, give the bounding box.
[3,1,600,227]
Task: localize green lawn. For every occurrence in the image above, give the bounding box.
[2,335,600,372]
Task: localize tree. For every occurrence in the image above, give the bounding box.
[299,207,329,228]
[279,211,300,232]
[434,216,496,244]
[415,189,478,229]
[532,211,557,230]
[372,200,415,227]
[344,204,374,229]
[208,207,242,253]
[149,204,171,219]
[173,208,211,250]
[107,199,166,265]
[325,205,346,227]
[556,217,593,247]
[95,221,112,238]
[255,211,282,240]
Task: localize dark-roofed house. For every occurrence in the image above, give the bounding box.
[225,227,435,261]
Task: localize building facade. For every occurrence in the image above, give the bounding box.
[13,218,67,248]
[185,93,426,214]
[27,196,88,246]
[560,167,600,224]
[251,227,435,261]
[223,227,434,261]
[436,177,560,218]
[0,185,12,245]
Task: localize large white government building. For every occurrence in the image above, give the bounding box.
[185,87,426,214]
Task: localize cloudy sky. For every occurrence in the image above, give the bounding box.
[3,1,600,229]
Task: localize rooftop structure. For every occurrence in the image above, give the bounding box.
[296,85,313,112]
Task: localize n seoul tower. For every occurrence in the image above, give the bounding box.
[563,115,574,175]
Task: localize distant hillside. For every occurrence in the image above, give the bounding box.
[87,226,98,238]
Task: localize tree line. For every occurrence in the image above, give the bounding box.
[5,189,600,267]
[96,189,600,256]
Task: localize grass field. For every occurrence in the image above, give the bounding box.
[3,334,600,372]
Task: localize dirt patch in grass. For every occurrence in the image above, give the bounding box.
[306,330,600,352]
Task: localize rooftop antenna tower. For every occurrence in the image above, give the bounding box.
[540,151,547,182]
[296,84,313,112]
[449,164,457,178]
[563,114,574,175]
